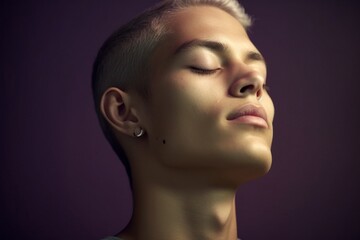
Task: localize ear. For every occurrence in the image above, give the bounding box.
[100,87,141,137]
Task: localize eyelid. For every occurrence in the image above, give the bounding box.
[248,51,265,63]
[189,66,220,75]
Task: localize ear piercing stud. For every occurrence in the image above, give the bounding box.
[133,127,145,137]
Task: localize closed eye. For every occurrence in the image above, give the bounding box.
[248,51,265,62]
[189,66,219,75]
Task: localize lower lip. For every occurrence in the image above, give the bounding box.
[231,115,268,128]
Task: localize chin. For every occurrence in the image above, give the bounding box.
[247,152,272,179]
[240,143,273,181]
[209,154,272,188]
[215,138,273,184]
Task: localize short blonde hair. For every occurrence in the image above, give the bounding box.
[92,0,252,182]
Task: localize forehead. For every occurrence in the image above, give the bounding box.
[162,5,253,53]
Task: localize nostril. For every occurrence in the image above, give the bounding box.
[240,85,254,93]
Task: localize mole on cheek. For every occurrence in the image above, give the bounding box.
[162,139,166,144]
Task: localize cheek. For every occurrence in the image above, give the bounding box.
[174,76,226,120]
[167,80,222,129]
[159,73,224,118]
[148,75,225,151]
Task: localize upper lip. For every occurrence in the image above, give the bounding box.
[227,104,268,123]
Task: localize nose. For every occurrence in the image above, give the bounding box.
[229,72,264,100]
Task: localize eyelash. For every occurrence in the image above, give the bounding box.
[189,66,218,75]
[249,52,264,61]
[189,67,270,91]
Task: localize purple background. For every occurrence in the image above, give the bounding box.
[1,0,359,239]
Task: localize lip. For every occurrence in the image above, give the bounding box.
[227,104,269,128]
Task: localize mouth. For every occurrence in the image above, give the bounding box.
[227,104,269,128]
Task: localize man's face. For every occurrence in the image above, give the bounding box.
[141,6,274,181]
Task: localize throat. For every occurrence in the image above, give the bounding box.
[183,193,238,239]
[129,187,239,240]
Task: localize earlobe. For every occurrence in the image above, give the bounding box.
[100,87,140,136]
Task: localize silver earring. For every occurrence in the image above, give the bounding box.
[133,127,144,137]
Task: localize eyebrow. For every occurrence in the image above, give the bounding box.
[174,39,228,55]
[173,39,266,64]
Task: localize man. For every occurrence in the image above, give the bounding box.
[92,0,274,239]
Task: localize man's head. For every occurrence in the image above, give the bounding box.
[92,0,254,181]
[92,0,274,187]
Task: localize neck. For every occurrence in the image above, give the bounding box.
[121,183,239,240]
